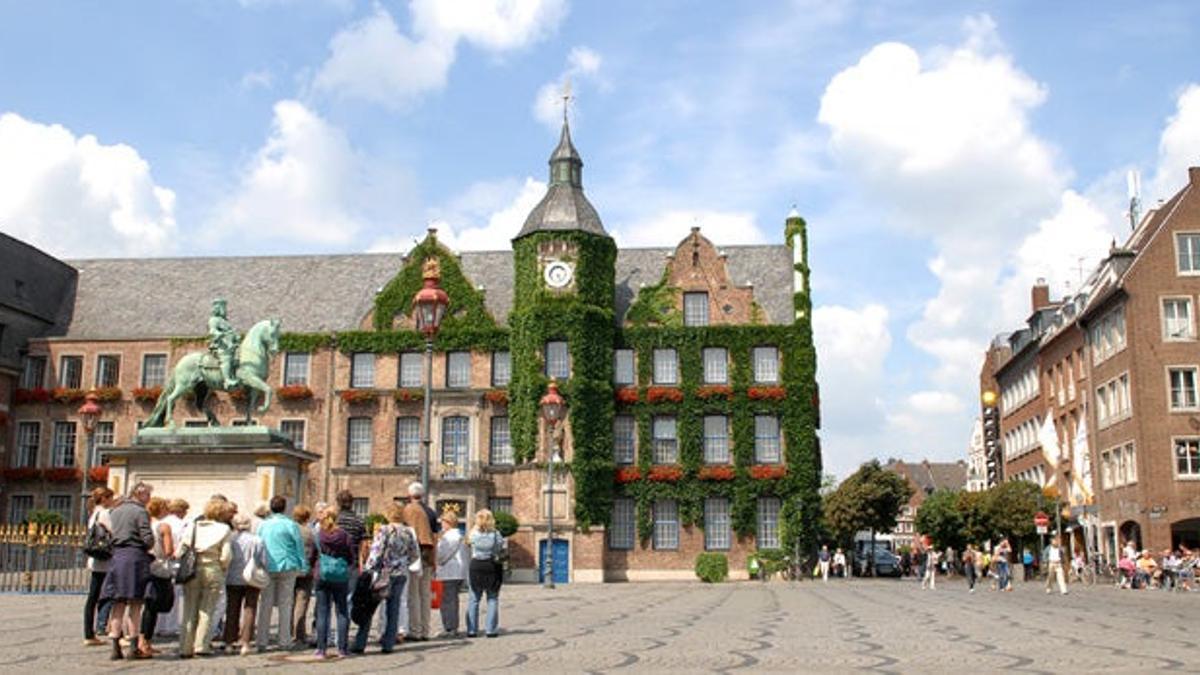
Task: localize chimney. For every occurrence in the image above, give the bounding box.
[1190,166,1200,187]
[1031,278,1051,312]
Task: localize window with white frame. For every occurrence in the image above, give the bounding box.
[653,349,678,385]
[489,497,513,515]
[1169,368,1199,410]
[446,351,471,388]
[8,496,33,524]
[347,417,372,466]
[545,341,570,380]
[141,354,167,388]
[702,347,728,384]
[1163,298,1195,340]
[20,355,45,389]
[1124,443,1137,484]
[704,497,731,550]
[52,421,76,468]
[490,416,513,465]
[441,416,469,468]
[703,415,730,464]
[491,351,511,387]
[652,416,677,464]
[1175,438,1200,478]
[395,417,420,465]
[613,349,635,385]
[1089,306,1127,365]
[613,415,635,465]
[1177,233,1200,273]
[1103,442,1137,488]
[280,420,306,450]
[352,498,369,519]
[683,292,709,326]
[94,421,114,465]
[47,495,72,522]
[757,497,781,549]
[753,346,780,383]
[59,355,82,389]
[399,352,423,387]
[609,498,635,550]
[653,500,679,550]
[15,422,39,468]
[754,415,782,463]
[350,353,375,388]
[1095,373,1131,427]
[95,355,120,388]
[283,352,309,386]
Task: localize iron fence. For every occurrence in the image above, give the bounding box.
[0,523,88,593]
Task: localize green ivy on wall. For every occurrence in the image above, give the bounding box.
[625,269,681,327]
[371,234,498,332]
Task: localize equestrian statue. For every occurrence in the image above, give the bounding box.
[144,299,282,428]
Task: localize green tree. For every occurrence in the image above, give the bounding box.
[956,490,992,546]
[914,489,966,550]
[822,460,913,575]
[983,480,1043,543]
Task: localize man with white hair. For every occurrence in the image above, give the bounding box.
[402,482,437,641]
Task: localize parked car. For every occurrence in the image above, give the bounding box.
[854,549,903,577]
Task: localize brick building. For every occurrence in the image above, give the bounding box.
[2,120,822,582]
[884,460,968,550]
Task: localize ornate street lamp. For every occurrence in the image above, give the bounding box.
[540,380,566,589]
[77,390,101,527]
[412,258,449,493]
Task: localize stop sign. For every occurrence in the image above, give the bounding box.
[1034,512,1050,527]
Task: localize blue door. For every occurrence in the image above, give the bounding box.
[538,538,569,584]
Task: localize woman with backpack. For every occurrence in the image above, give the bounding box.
[313,506,355,659]
[83,486,115,647]
[466,509,506,638]
[352,502,420,654]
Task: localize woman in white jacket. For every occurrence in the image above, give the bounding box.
[434,510,467,637]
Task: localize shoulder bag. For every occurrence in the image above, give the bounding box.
[318,531,350,584]
[172,520,198,585]
[243,539,270,588]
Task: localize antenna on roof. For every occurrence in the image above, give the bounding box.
[1126,169,1142,231]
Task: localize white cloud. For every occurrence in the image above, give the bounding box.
[314,0,565,109]
[533,46,605,131]
[1149,84,1200,202]
[0,112,176,258]
[610,209,766,248]
[239,69,274,91]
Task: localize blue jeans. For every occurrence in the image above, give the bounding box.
[997,562,1010,590]
[315,580,349,654]
[466,585,499,636]
[351,574,408,653]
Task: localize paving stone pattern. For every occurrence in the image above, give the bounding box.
[3,579,1198,673]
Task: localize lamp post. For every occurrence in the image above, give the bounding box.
[77,391,101,528]
[540,380,565,589]
[412,258,449,494]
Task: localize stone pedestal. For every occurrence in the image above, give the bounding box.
[105,426,320,516]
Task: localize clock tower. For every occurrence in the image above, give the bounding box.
[509,114,617,528]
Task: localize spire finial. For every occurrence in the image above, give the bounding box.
[561,77,572,126]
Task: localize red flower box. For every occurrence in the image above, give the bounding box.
[748,386,786,401]
[483,389,508,405]
[647,465,683,482]
[2,467,41,481]
[696,385,733,400]
[645,387,684,404]
[698,465,736,481]
[88,466,110,483]
[749,464,787,480]
[52,387,87,404]
[614,467,642,483]
[14,388,51,404]
[278,385,314,401]
[614,387,639,404]
[340,389,376,404]
[132,386,162,403]
[45,467,82,483]
[94,387,123,402]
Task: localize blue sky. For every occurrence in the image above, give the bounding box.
[3,1,1200,476]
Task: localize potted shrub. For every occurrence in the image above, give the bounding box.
[695,552,729,583]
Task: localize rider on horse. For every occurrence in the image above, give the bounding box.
[208,298,241,389]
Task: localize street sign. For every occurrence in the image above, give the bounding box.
[1034,512,1050,527]
[1036,525,1048,535]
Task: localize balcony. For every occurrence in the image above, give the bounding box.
[436,460,486,482]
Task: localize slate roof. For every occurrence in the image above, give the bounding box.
[885,460,969,494]
[61,244,794,340]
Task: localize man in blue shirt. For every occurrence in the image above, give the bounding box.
[256,495,307,651]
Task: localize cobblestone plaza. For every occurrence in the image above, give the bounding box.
[4,579,1197,673]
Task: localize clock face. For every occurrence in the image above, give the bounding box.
[543,260,574,288]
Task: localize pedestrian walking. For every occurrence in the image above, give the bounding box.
[353,503,419,653]
[922,548,939,590]
[402,482,437,641]
[256,496,307,651]
[291,505,317,645]
[1044,536,1068,595]
[995,539,1013,592]
[963,544,978,593]
[466,509,505,638]
[436,510,467,635]
[313,507,354,659]
[832,548,847,578]
[101,481,155,660]
[224,513,268,655]
[818,545,831,582]
[178,499,234,658]
[83,486,114,647]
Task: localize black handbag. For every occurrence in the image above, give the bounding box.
[146,576,175,613]
[172,519,198,584]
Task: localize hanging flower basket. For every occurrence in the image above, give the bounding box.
[647,465,684,482]
[2,467,42,481]
[14,388,51,404]
[614,387,639,404]
[696,385,733,401]
[44,467,82,483]
[698,465,736,481]
[340,389,377,405]
[393,388,425,403]
[747,386,786,401]
[749,464,787,480]
[132,386,163,403]
[646,387,684,404]
[614,467,642,483]
[88,466,110,483]
[483,389,508,405]
[277,385,314,401]
[52,387,87,404]
[94,387,123,403]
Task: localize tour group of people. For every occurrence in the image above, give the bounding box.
[83,481,507,660]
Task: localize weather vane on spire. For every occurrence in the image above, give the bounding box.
[561,77,573,124]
